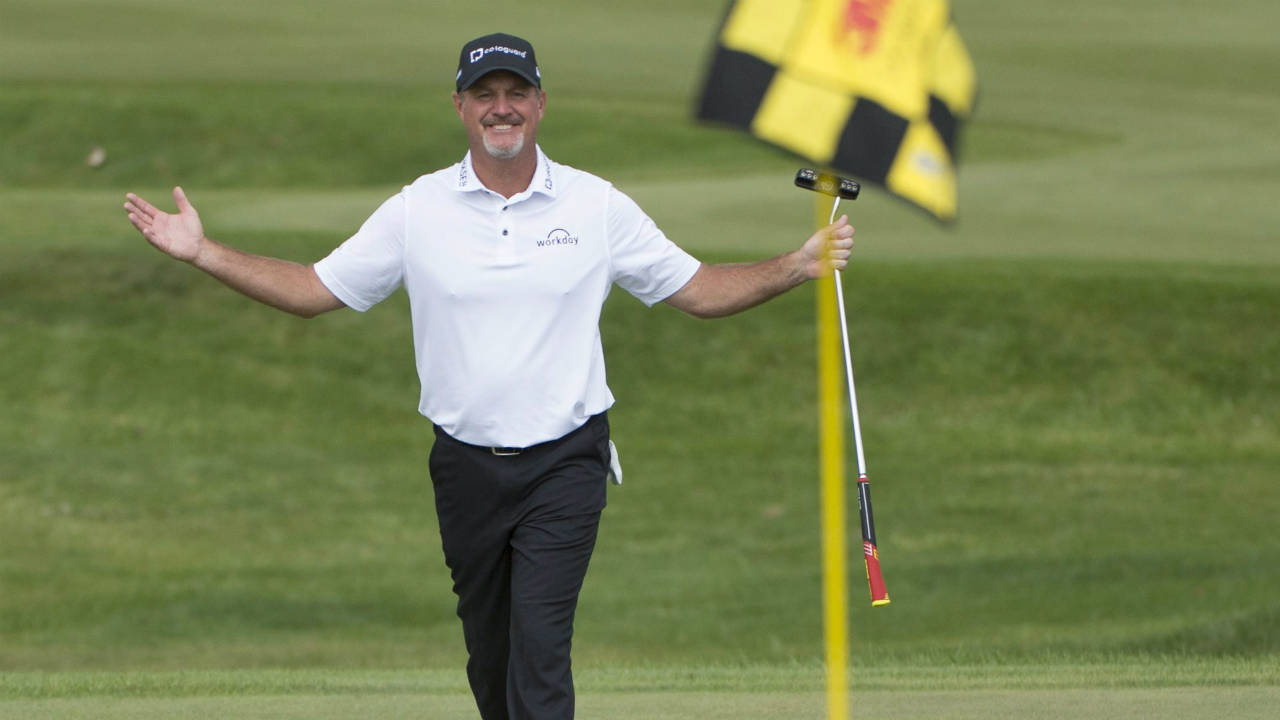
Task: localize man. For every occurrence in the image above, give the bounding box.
[124,32,854,720]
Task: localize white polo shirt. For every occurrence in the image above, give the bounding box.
[313,147,701,447]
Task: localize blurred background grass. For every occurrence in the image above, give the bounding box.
[1,0,1278,673]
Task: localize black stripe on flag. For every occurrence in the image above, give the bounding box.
[928,94,959,159]
[695,47,777,130]
[832,98,908,185]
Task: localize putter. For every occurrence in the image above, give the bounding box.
[795,169,889,606]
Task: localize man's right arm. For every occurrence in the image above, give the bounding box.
[124,187,345,318]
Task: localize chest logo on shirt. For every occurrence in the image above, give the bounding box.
[537,228,579,248]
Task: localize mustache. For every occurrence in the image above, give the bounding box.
[483,112,523,126]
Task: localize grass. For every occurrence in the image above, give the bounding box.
[4,252,1277,669]
[2,662,1278,719]
[2,0,1280,714]
[9,687,1273,720]
[4,658,1278,699]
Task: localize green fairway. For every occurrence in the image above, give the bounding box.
[12,688,1274,720]
[5,254,1277,668]
[2,0,1279,714]
[5,687,1279,720]
[5,688,1279,720]
[2,663,1278,719]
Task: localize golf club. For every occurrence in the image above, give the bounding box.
[794,168,890,607]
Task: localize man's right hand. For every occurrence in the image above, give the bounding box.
[124,187,205,263]
[122,185,345,318]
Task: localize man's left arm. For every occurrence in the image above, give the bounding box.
[664,215,855,319]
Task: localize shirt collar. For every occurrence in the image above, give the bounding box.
[454,145,558,199]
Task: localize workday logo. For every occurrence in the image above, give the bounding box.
[537,228,579,248]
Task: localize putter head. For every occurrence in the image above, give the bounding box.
[795,168,860,200]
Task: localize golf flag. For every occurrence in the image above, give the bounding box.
[697,0,977,220]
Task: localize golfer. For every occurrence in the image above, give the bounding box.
[124,32,854,720]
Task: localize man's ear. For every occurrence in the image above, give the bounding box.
[452,91,464,118]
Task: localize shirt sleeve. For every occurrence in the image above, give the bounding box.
[605,187,701,306]
[313,192,406,312]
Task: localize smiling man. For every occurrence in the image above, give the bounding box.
[123,32,854,720]
[456,66,541,162]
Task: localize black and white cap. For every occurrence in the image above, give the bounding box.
[456,33,541,92]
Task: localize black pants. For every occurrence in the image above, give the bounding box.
[429,413,610,720]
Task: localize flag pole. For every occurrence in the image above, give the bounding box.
[816,193,849,720]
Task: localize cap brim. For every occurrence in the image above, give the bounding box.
[458,65,540,91]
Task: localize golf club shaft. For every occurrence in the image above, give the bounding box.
[828,197,867,477]
[828,195,889,606]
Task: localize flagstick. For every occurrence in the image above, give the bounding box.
[819,194,878,719]
[815,194,849,720]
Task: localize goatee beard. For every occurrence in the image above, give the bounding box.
[483,133,524,161]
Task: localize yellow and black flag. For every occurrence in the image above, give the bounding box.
[696,0,977,221]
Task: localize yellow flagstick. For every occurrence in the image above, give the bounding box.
[815,193,849,720]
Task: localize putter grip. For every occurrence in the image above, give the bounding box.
[795,168,861,200]
[858,475,890,606]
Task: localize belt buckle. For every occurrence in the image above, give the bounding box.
[490,446,522,456]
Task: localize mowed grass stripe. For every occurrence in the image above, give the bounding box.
[5,688,1280,720]
[2,658,1277,700]
[6,179,1280,266]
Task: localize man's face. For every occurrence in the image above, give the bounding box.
[453,71,546,162]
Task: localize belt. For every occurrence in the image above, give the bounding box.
[435,415,606,457]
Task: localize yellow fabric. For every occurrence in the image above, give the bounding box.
[931,20,978,115]
[887,118,957,220]
[787,0,947,118]
[721,0,808,64]
[753,71,853,163]
[705,0,976,220]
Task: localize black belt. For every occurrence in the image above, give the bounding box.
[434,413,605,458]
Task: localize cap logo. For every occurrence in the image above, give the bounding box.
[469,45,528,64]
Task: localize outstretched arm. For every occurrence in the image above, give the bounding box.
[124,187,346,318]
[663,214,855,319]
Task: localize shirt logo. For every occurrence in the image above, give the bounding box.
[537,228,579,247]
